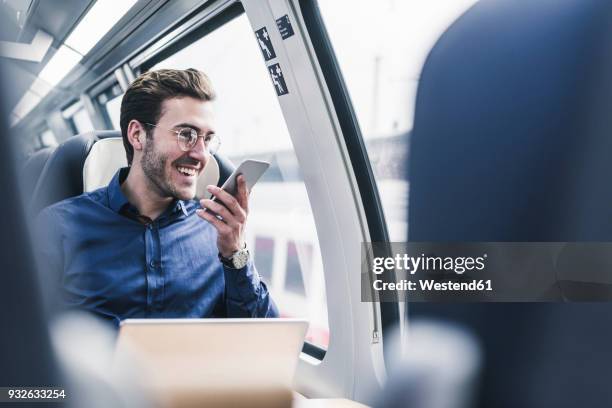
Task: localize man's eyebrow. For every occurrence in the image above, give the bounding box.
[173,123,215,135]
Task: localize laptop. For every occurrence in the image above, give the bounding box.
[114,318,309,393]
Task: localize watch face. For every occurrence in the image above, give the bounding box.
[232,249,249,269]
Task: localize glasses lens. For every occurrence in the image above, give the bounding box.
[177,128,197,151]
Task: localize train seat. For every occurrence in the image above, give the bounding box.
[22,146,55,200]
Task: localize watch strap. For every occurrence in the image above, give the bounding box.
[218,243,248,269]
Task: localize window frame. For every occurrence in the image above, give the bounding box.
[298,0,400,363]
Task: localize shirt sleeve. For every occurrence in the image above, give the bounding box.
[223,259,279,318]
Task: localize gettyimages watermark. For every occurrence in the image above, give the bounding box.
[361,242,612,302]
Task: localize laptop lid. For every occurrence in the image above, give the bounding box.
[114,318,308,392]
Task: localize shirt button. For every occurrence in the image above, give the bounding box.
[150,260,160,268]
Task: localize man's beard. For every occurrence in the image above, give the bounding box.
[141,138,186,200]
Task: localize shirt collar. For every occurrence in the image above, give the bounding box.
[107,167,192,218]
[173,200,190,217]
[108,167,130,213]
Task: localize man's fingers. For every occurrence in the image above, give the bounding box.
[207,185,245,218]
[200,199,233,223]
[236,175,249,213]
[196,209,232,234]
[200,199,243,227]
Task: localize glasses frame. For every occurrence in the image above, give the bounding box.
[144,122,221,154]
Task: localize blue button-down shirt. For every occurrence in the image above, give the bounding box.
[35,168,278,325]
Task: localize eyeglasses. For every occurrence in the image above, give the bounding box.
[144,122,221,154]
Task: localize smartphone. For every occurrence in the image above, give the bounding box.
[208,159,270,205]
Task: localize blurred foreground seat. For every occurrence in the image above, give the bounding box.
[408,0,612,407]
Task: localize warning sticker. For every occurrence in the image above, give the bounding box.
[276,15,295,40]
[255,27,276,61]
[268,63,288,96]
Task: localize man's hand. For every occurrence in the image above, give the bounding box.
[196,175,249,258]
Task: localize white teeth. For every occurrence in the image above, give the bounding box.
[177,166,196,176]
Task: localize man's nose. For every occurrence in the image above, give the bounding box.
[187,136,209,163]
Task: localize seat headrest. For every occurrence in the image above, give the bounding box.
[82,138,127,192]
[409,0,612,241]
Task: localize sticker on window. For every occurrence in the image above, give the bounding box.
[276,15,295,40]
[268,63,288,96]
[255,27,276,61]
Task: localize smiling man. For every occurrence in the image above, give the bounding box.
[36,69,278,324]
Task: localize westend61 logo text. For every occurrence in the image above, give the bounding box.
[372,253,487,275]
[369,252,492,294]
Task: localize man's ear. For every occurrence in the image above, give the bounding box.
[127,120,145,151]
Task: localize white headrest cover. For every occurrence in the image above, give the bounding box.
[82,137,220,198]
[83,138,127,192]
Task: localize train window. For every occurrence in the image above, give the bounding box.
[104,94,123,129]
[96,84,124,129]
[318,0,478,240]
[285,241,309,296]
[40,128,58,147]
[62,102,94,134]
[72,108,95,134]
[147,14,330,349]
[254,237,275,282]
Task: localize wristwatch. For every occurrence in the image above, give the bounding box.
[219,243,250,269]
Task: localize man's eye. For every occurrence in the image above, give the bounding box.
[178,129,192,138]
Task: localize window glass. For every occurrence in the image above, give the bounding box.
[63,102,95,134]
[150,14,329,349]
[318,0,479,240]
[97,84,124,130]
[72,107,95,134]
[254,237,274,282]
[40,129,58,147]
[104,94,123,130]
[285,241,310,295]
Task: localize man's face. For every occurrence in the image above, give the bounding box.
[140,97,215,201]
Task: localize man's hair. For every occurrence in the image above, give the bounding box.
[119,68,216,165]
